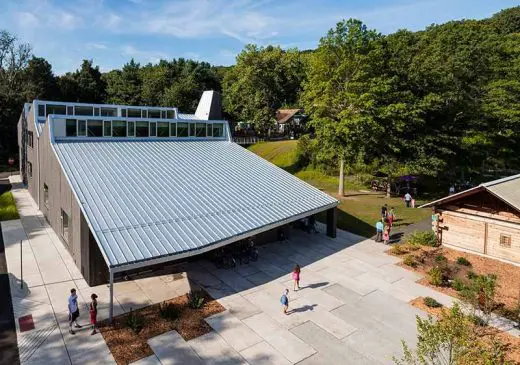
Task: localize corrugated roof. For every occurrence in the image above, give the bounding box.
[52,140,338,268]
[177,113,200,120]
[420,174,520,211]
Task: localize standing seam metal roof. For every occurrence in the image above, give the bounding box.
[52,140,338,268]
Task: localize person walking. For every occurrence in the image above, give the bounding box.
[383,226,390,245]
[89,293,98,335]
[280,289,289,314]
[68,288,81,335]
[375,219,384,242]
[292,265,301,291]
[381,204,388,218]
[387,207,396,227]
[404,192,412,208]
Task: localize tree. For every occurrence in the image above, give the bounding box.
[58,60,106,103]
[24,56,58,100]
[105,58,141,105]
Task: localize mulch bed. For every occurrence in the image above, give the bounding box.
[410,297,520,364]
[389,245,520,311]
[99,290,225,365]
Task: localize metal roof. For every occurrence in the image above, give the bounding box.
[420,174,520,212]
[52,140,338,269]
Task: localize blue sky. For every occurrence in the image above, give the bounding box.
[1,0,517,74]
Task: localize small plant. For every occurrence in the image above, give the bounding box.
[391,244,407,255]
[126,308,144,334]
[466,270,477,280]
[428,266,444,286]
[461,274,498,325]
[468,314,486,327]
[407,231,438,247]
[187,291,205,309]
[159,302,180,321]
[423,296,442,308]
[451,277,466,292]
[456,257,471,266]
[435,254,447,264]
[403,255,417,268]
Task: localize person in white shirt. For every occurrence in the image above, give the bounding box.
[68,288,82,334]
[404,192,412,208]
[449,185,455,195]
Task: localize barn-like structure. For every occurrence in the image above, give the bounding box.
[421,174,520,265]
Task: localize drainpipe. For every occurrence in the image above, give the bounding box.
[109,269,114,321]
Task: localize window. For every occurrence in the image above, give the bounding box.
[43,183,49,206]
[101,107,117,117]
[27,161,32,178]
[128,121,135,137]
[112,121,126,137]
[121,109,127,117]
[149,109,160,119]
[94,107,100,116]
[61,209,69,243]
[177,123,189,137]
[75,106,93,116]
[170,123,177,137]
[66,119,77,136]
[78,120,87,136]
[189,123,196,137]
[500,234,511,248]
[103,121,112,137]
[166,110,174,119]
[213,123,224,137]
[135,121,149,137]
[27,131,34,147]
[87,120,103,137]
[67,106,74,115]
[141,110,148,118]
[149,122,157,137]
[157,122,169,137]
[128,109,141,118]
[195,123,206,137]
[161,110,167,119]
[46,104,66,116]
[38,104,45,117]
[207,124,213,137]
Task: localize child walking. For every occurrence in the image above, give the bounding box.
[68,288,81,335]
[383,226,390,245]
[292,264,301,291]
[280,289,289,314]
[89,293,98,335]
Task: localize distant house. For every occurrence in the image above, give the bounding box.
[421,174,520,265]
[274,108,307,138]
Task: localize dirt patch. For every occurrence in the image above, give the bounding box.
[99,290,225,365]
[410,297,520,364]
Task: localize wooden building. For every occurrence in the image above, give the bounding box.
[421,174,520,265]
[274,108,307,138]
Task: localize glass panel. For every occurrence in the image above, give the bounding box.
[112,121,126,137]
[87,120,103,137]
[27,131,33,147]
[142,110,148,118]
[94,107,100,116]
[67,106,74,115]
[170,123,177,137]
[78,120,87,136]
[157,122,169,137]
[101,107,117,117]
[75,106,94,116]
[38,104,45,117]
[66,119,77,136]
[136,121,149,137]
[207,124,213,137]
[128,121,135,137]
[104,121,112,136]
[46,104,66,115]
[195,123,206,137]
[166,110,174,119]
[213,123,224,137]
[128,108,141,118]
[177,123,189,137]
[149,109,160,118]
[189,123,196,136]
[149,122,157,137]
[121,109,127,117]
[161,110,167,119]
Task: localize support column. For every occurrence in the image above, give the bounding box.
[326,207,337,238]
[109,269,114,321]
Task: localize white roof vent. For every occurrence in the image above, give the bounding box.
[195,90,222,120]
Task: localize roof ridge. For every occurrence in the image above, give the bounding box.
[482,173,520,188]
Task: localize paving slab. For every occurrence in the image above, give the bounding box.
[316,267,377,296]
[322,283,363,305]
[239,341,290,365]
[148,330,203,365]
[243,313,316,363]
[217,293,262,320]
[205,311,262,352]
[188,331,247,365]
[130,355,161,365]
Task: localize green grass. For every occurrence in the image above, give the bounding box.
[0,191,19,221]
[248,141,431,237]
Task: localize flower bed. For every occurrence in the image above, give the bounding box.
[99,290,225,365]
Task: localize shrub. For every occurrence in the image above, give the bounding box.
[0,191,20,221]
[428,267,444,286]
[456,257,471,266]
[159,302,180,321]
[126,308,144,334]
[435,254,447,264]
[391,244,407,255]
[451,278,466,292]
[461,274,498,325]
[187,291,205,309]
[407,231,438,247]
[403,255,417,268]
[468,314,486,327]
[423,297,442,308]
[466,270,478,280]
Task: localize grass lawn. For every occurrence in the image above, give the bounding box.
[248,140,431,237]
[0,191,19,221]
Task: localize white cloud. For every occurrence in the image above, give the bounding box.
[57,11,82,30]
[121,45,169,64]
[15,11,39,28]
[86,42,108,50]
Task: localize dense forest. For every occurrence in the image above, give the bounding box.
[0,7,519,184]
